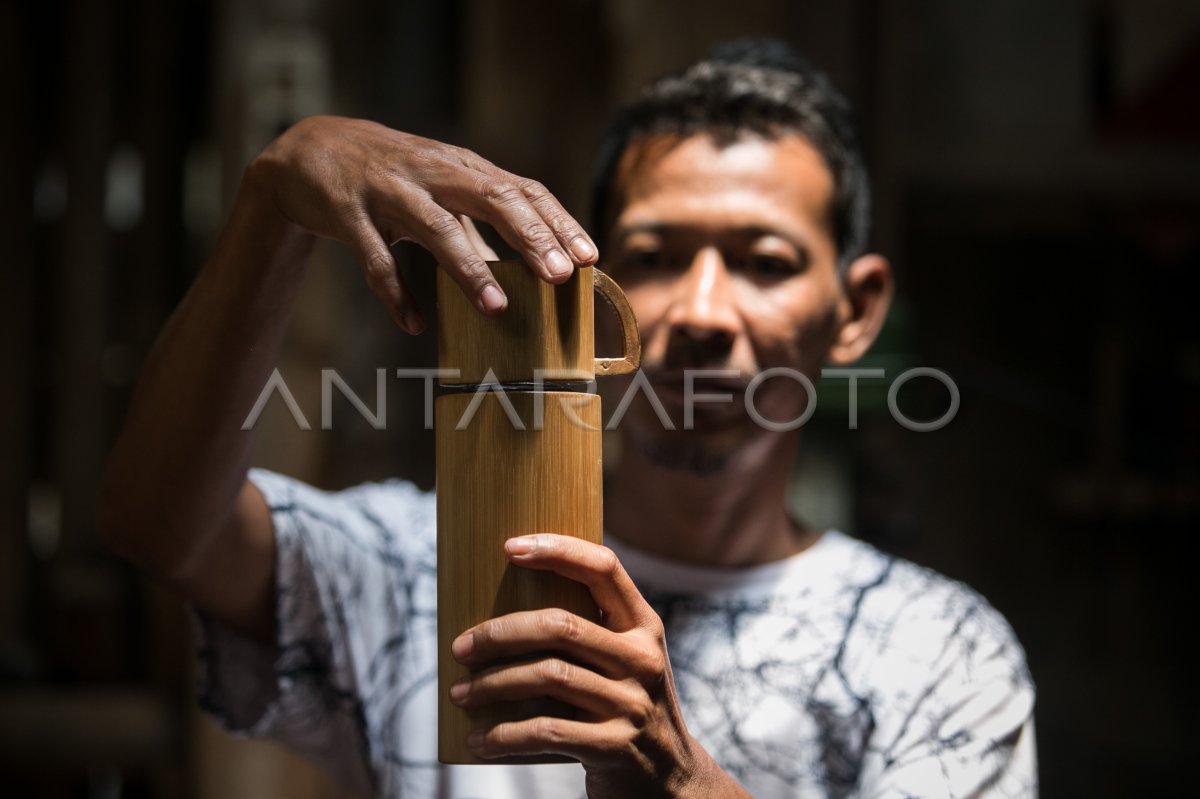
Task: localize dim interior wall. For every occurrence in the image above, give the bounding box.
[6,0,1197,795]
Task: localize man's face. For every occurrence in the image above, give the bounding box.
[599,132,849,473]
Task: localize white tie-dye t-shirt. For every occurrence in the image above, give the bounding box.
[194,469,1036,798]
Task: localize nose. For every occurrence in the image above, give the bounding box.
[666,247,741,353]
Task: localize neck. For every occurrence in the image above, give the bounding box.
[605,430,815,567]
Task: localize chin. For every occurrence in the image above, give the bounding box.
[634,434,732,476]
[623,415,753,476]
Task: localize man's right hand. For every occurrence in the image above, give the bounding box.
[102,117,596,640]
[244,116,599,333]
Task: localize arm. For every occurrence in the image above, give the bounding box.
[100,116,599,641]
[99,178,309,641]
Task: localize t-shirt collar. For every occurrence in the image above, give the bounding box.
[604,529,851,598]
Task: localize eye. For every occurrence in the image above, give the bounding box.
[748,254,799,277]
[622,247,665,270]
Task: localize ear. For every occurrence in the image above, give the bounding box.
[827,253,893,364]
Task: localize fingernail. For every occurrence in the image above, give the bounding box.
[546,249,572,277]
[466,731,484,750]
[570,237,596,262]
[506,536,536,556]
[403,309,425,334]
[452,632,474,659]
[449,680,470,703]
[480,284,507,313]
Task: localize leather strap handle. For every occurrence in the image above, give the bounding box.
[592,268,641,376]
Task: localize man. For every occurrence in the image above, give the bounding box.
[101,40,1036,798]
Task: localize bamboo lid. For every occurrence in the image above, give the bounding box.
[436,261,639,384]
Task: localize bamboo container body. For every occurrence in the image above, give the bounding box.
[435,259,638,764]
[436,391,603,764]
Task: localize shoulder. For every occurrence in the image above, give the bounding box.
[247,468,437,561]
[249,467,435,518]
[823,535,1037,794]
[826,532,1032,696]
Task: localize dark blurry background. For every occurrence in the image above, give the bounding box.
[2,0,1198,796]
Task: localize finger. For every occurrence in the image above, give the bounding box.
[435,149,594,265]
[468,716,632,764]
[449,173,575,283]
[384,197,507,315]
[345,215,423,333]
[449,657,644,720]
[512,176,598,265]
[453,608,656,681]
[504,535,654,632]
[457,214,500,260]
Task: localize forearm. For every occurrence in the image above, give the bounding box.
[100,168,313,578]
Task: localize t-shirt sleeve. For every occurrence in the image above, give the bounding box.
[861,584,1038,799]
[191,468,437,796]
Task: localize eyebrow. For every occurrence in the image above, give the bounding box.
[613,222,810,253]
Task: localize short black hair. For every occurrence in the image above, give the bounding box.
[590,38,870,271]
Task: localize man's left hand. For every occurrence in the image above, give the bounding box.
[450,534,750,799]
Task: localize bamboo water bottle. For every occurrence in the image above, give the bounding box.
[435,261,640,764]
